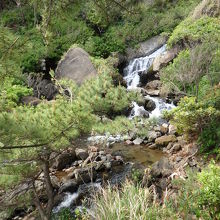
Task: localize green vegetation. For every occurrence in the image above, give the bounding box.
[90,162,220,220]
[167,16,220,48]
[0,0,220,219]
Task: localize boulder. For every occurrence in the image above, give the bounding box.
[52,151,77,171]
[125,35,166,61]
[59,180,78,194]
[27,74,58,100]
[21,96,41,106]
[55,47,97,85]
[155,135,177,147]
[160,123,169,134]
[168,124,177,135]
[148,131,161,142]
[150,157,173,178]
[170,143,182,153]
[144,98,156,111]
[145,89,160,96]
[75,148,89,160]
[153,48,178,72]
[133,138,143,145]
[145,80,162,90]
[74,169,97,185]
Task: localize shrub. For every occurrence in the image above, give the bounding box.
[167,16,220,48]
[198,162,220,219]
[164,96,219,135]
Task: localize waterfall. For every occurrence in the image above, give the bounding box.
[124,45,166,90]
[123,45,175,118]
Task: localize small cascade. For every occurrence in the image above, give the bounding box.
[147,96,175,118]
[129,102,149,119]
[53,192,79,213]
[124,45,166,89]
[123,45,175,118]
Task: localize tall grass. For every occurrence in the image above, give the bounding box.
[91,181,173,220]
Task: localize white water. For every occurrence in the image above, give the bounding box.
[53,192,79,213]
[124,45,166,90]
[54,182,101,213]
[123,45,175,118]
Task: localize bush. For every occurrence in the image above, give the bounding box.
[197,162,220,219]
[167,16,220,48]
[164,96,219,135]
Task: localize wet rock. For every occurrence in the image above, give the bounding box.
[145,89,160,96]
[150,158,173,178]
[144,99,156,111]
[52,151,77,171]
[125,35,166,61]
[55,47,97,85]
[133,138,143,145]
[59,180,78,194]
[75,148,89,160]
[153,48,178,72]
[74,168,97,184]
[160,123,169,134]
[148,143,157,149]
[148,131,161,142]
[155,135,177,147]
[21,96,41,106]
[145,80,162,90]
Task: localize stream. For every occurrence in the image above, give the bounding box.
[54,45,175,215]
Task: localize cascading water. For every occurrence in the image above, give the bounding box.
[123,45,175,118]
[124,45,166,90]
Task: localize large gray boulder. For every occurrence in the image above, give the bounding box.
[55,47,97,85]
[125,35,166,62]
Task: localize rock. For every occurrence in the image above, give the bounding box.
[21,96,41,106]
[155,135,177,147]
[168,124,177,135]
[59,180,78,194]
[170,143,182,153]
[126,140,133,145]
[153,48,178,72]
[150,157,173,178]
[160,123,169,134]
[133,138,143,145]
[176,156,182,163]
[145,80,162,90]
[148,143,157,149]
[27,74,58,100]
[50,175,60,189]
[125,35,166,61]
[115,156,123,163]
[52,151,77,171]
[75,148,89,160]
[148,131,161,142]
[55,47,97,85]
[88,146,98,153]
[166,142,173,150]
[144,99,156,111]
[74,168,97,184]
[145,89,160,96]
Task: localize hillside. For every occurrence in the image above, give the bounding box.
[0,0,219,219]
